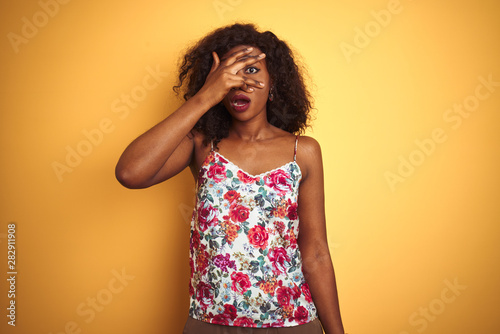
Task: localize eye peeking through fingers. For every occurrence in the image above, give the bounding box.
[245,66,260,74]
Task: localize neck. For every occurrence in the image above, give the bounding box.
[229,113,272,141]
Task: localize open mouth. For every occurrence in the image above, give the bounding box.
[230,94,251,112]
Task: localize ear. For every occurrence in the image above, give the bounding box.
[209,51,220,74]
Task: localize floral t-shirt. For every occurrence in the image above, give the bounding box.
[188,138,318,327]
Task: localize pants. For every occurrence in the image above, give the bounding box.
[182,317,324,334]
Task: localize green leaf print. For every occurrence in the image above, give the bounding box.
[241,300,250,310]
[250,261,260,273]
[209,239,219,250]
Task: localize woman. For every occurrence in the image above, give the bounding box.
[115,23,345,334]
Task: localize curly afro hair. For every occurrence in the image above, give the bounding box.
[173,23,313,146]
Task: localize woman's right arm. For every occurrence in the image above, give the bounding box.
[115,47,265,189]
[115,94,210,189]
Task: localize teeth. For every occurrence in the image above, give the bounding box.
[232,101,248,107]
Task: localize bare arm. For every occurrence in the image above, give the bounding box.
[115,47,266,189]
[297,136,345,334]
[115,95,207,189]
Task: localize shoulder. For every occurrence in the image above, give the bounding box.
[296,135,323,181]
[297,135,322,155]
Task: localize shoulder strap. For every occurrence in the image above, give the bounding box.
[294,135,299,162]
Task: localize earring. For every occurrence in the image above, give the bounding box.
[269,87,274,101]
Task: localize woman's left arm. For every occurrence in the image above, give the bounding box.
[296,136,345,334]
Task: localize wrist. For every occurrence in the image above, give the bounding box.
[185,92,213,115]
[191,89,216,110]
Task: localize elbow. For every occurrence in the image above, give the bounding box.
[301,248,333,277]
[115,164,150,189]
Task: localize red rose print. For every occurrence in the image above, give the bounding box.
[197,202,218,231]
[287,200,298,220]
[293,306,309,324]
[211,303,237,325]
[189,258,194,278]
[291,283,301,299]
[207,163,226,182]
[224,190,241,203]
[301,283,313,303]
[230,272,251,294]
[276,286,292,306]
[237,170,257,183]
[223,304,238,320]
[270,319,285,327]
[268,247,290,274]
[196,282,213,309]
[247,225,269,250]
[212,313,230,325]
[217,155,228,164]
[234,316,255,327]
[229,203,250,223]
[189,281,194,297]
[190,230,200,251]
[264,169,292,195]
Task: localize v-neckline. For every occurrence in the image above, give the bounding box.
[213,151,300,179]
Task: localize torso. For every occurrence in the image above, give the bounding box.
[187,135,318,327]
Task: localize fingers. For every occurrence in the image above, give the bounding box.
[224,76,260,93]
[232,54,266,75]
[204,47,265,98]
[235,76,265,93]
[241,85,253,93]
[222,47,254,66]
[237,79,253,93]
[212,46,266,77]
[222,48,266,72]
[243,76,265,89]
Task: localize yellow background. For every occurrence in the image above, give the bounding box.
[1,0,499,333]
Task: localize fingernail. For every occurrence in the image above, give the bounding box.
[258,53,265,58]
[259,82,264,86]
[249,87,254,91]
[246,47,253,51]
